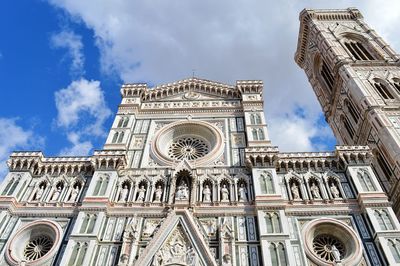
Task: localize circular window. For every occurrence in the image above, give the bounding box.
[151,121,224,166]
[302,218,362,266]
[6,220,62,266]
[168,136,209,160]
[24,235,54,261]
[312,234,345,263]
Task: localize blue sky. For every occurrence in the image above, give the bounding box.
[0,1,399,175]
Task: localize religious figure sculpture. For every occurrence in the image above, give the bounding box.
[203,184,211,202]
[222,254,232,266]
[221,184,230,202]
[137,185,146,202]
[120,185,129,202]
[330,183,340,198]
[310,182,321,199]
[175,181,189,200]
[35,185,45,201]
[332,245,341,262]
[51,186,62,201]
[291,183,300,199]
[154,185,163,202]
[238,183,248,202]
[69,185,80,202]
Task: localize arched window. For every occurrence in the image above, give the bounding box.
[122,117,129,127]
[341,115,355,140]
[250,114,256,125]
[79,214,90,234]
[99,177,109,196]
[86,214,97,233]
[320,60,334,91]
[357,171,375,191]
[388,239,400,263]
[112,132,119,143]
[117,117,124,128]
[258,129,265,140]
[1,179,14,195]
[392,78,400,94]
[375,210,394,230]
[265,212,281,233]
[344,99,360,123]
[93,178,102,196]
[252,129,258,140]
[260,173,275,194]
[373,79,394,100]
[344,40,375,60]
[117,131,125,143]
[269,243,287,266]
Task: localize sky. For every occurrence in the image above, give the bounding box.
[0,1,400,176]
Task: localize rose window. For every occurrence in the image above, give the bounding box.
[312,234,345,262]
[24,235,54,261]
[168,137,209,160]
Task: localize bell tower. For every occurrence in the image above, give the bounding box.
[295,8,400,215]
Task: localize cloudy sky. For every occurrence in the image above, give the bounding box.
[0,1,399,175]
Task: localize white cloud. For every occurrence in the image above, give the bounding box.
[48,0,400,152]
[0,118,44,177]
[55,78,111,135]
[60,132,93,156]
[51,30,84,75]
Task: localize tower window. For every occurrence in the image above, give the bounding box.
[321,60,334,91]
[344,41,375,60]
[373,80,394,100]
[392,78,400,94]
[341,115,355,140]
[345,99,360,123]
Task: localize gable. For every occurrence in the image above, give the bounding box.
[134,210,217,266]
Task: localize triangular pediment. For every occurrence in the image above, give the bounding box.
[134,210,217,266]
[142,77,241,102]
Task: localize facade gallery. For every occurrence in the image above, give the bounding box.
[1,7,400,266]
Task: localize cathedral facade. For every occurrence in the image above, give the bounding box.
[0,7,400,266]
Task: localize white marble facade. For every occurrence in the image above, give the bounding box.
[0,7,399,266]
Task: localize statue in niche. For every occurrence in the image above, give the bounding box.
[69,185,80,202]
[154,185,163,202]
[34,185,45,201]
[51,186,62,201]
[201,219,216,236]
[143,220,158,237]
[137,185,146,202]
[203,184,212,202]
[310,182,321,199]
[221,184,230,202]
[238,183,248,202]
[123,218,139,241]
[330,182,340,198]
[119,185,129,202]
[291,182,300,199]
[175,181,189,200]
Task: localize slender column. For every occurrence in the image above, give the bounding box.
[199,182,203,202]
[217,183,221,202]
[233,182,238,202]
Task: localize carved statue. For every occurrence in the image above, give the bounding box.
[120,185,129,202]
[203,184,211,202]
[51,186,62,201]
[35,185,45,201]
[238,183,248,202]
[137,185,146,202]
[143,220,158,237]
[221,184,230,202]
[175,181,189,200]
[69,185,80,202]
[330,183,340,198]
[154,185,163,202]
[222,254,232,266]
[291,183,300,199]
[332,245,341,262]
[310,182,321,199]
